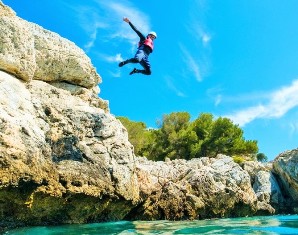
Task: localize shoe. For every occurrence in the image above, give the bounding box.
[129,68,137,75]
[118,61,125,67]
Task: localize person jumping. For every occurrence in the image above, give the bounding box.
[118,17,157,76]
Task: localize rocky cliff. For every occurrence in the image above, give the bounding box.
[0,1,297,232]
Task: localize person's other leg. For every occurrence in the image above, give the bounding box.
[119,50,143,67]
[119,58,139,67]
[137,55,151,75]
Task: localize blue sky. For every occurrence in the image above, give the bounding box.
[4,0,298,161]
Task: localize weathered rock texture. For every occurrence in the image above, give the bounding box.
[0,1,297,233]
[0,0,100,88]
[273,149,298,213]
[131,155,258,220]
[0,70,138,229]
[243,161,284,214]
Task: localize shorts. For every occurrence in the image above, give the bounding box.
[134,49,151,71]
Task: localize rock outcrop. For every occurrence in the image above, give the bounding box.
[0,0,100,88]
[0,0,297,233]
[273,149,298,213]
[243,161,284,214]
[130,155,258,220]
[0,69,139,229]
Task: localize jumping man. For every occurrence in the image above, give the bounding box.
[118,17,157,76]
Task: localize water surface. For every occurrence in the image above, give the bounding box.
[5,214,298,234]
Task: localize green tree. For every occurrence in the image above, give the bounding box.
[117,117,153,156]
[152,112,195,160]
[118,112,259,161]
[201,117,258,157]
[256,152,268,162]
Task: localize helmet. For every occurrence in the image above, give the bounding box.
[148,31,157,39]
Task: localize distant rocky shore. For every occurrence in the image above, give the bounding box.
[0,1,297,233]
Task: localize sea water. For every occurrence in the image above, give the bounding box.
[5,215,298,234]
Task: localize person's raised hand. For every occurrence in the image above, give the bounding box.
[123,17,130,23]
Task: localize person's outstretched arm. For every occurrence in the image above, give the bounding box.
[123,17,145,41]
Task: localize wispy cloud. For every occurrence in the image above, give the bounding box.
[64,1,151,52]
[187,0,212,47]
[90,1,150,50]
[289,121,298,135]
[100,53,123,63]
[109,70,121,78]
[180,44,202,82]
[207,86,223,106]
[180,1,211,81]
[226,80,298,126]
[93,53,123,77]
[103,2,150,42]
[83,21,108,52]
[165,76,186,97]
[214,94,222,106]
[193,25,211,47]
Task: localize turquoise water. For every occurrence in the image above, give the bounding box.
[5,215,298,234]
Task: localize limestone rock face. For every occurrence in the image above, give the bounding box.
[243,161,284,214]
[273,149,298,212]
[0,1,100,88]
[129,155,264,220]
[0,71,138,228]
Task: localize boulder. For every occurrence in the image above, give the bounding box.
[0,1,100,88]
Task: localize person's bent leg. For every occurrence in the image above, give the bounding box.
[119,58,138,67]
[138,57,151,75]
[136,68,151,75]
[130,66,151,75]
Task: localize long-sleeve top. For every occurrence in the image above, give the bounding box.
[128,22,152,55]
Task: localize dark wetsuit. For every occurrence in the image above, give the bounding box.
[120,22,153,75]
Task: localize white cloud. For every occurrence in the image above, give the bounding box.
[214,94,222,106]
[109,70,121,78]
[67,1,151,51]
[226,80,298,126]
[187,0,212,47]
[106,2,150,37]
[83,21,108,52]
[193,25,211,47]
[180,45,202,82]
[96,53,124,77]
[165,76,186,97]
[93,1,151,47]
[202,33,211,46]
[103,53,123,63]
[289,122,298,133]
[207,86,223,106]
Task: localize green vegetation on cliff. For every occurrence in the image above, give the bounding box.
[118,112,260,161]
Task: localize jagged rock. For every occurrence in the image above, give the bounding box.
[0,70,138,229]
[273,148,298,213]
[0,0,100,88]
[243,161,284,214]
[129,155,266,220]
